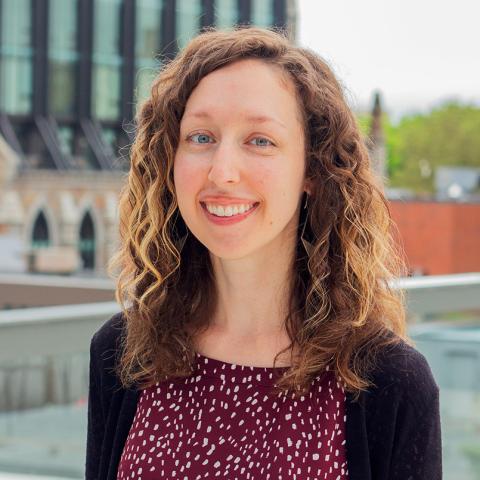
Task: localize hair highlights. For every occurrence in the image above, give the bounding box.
[108,27,410,401]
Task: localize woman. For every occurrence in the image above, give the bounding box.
[86,27,441,479]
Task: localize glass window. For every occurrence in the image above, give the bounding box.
[1,0,31,47]
[32,211,50,249]
[251,0,274,27]
[136,0,162,58]
[48,0,78,116]
[175,0,201,50]
[92,0,122,120]
[214,0,238,29]
[135,0,162,105]
[57,125,74,156]
[92,64,122,120]
[93,0,121,55]
[135,66,160,108]
[0,0,33,114]
[79,212,95,270]
[0,57,32,114]
[48,59,77,116]
[49,0,77,51]
[74,140,100,170]
[101,127,117,151]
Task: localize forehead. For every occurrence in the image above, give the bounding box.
[182,58,304,127]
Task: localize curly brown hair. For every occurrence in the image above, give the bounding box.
[108,26,410,401]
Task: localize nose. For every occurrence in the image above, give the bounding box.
[207,140,241,186]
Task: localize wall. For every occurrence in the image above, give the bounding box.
[390,200,480,275]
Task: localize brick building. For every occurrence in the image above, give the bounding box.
[390,200,480,275]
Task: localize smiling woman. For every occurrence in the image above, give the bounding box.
[85,27,442,480]
[174,58,306,262]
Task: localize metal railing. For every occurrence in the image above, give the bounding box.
[0,272,479,479]
[1,272,479,360]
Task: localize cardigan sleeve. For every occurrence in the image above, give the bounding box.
[389,387,442,479]
[85,312,127,479]
[85,332,106,480]
[360,337,443,480]
[383,343,443,480]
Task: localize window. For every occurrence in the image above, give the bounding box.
[101,127,117,149]
[48,0,79,116]
[175,0,202,50]
[79,211,95,270]
[251,0,274,27]
[136,0,162,59]
[214,0,238,29]
[57,125,74,156]
[32,211,50,249]
[135,0,162,106]
[0,0,33,114]
[92,0,122,120]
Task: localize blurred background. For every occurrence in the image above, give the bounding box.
[0,0,479,479]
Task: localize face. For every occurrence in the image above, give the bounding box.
[173,58,308,260]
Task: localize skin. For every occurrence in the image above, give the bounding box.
[173,58,309,365]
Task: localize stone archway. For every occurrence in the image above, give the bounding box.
[79,211,95,270]
[32,211,50,248]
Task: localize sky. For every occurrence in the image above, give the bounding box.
[297,0,480,121]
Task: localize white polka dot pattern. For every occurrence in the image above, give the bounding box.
[117,352,349,479]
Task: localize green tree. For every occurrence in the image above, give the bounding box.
[388,102,480,192]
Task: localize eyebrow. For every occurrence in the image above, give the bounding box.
[184,110,288,130]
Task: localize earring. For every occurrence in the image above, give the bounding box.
[300,193,314,257]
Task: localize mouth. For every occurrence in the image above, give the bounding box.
[201,201,259,216]
[200,201,260,225]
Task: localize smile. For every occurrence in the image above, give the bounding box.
[204,203,256,217]
[200,202,259,225]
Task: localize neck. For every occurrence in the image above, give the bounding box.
[209,239,296,339]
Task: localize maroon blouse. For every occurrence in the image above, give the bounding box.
[117,352,349,479]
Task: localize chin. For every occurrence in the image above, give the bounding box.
[189,226,271,261]
[206,245,253,261]
[195,236,255,260]
[208,239,279,262]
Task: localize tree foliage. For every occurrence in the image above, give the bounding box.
[356,101,480,193]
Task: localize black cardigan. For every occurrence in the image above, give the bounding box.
[85,313,442,479]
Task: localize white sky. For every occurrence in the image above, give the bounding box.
[297,0,480,121]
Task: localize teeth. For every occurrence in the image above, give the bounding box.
[205,203,255,217]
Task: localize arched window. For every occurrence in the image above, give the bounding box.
[79,211,95,269]
[32,211,50,248]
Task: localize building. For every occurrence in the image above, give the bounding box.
[389,200,480,275]
[367,90,387,183]
[0,0,297,275]
[435,166,480,200]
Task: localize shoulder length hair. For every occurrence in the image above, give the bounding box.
[109,27,410,401]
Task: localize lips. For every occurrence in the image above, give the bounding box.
[202,202,257,217]
[200,201,259,225]
[199,196,259,206]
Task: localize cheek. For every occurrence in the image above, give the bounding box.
[257,155,304,197]
[173,155,203,202]
[254,161,278,186]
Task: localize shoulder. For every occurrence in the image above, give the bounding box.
[365,333,439,412]
[89,311,126,373]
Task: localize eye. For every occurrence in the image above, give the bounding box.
[249,137,274,147]
[188,133,214,144]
